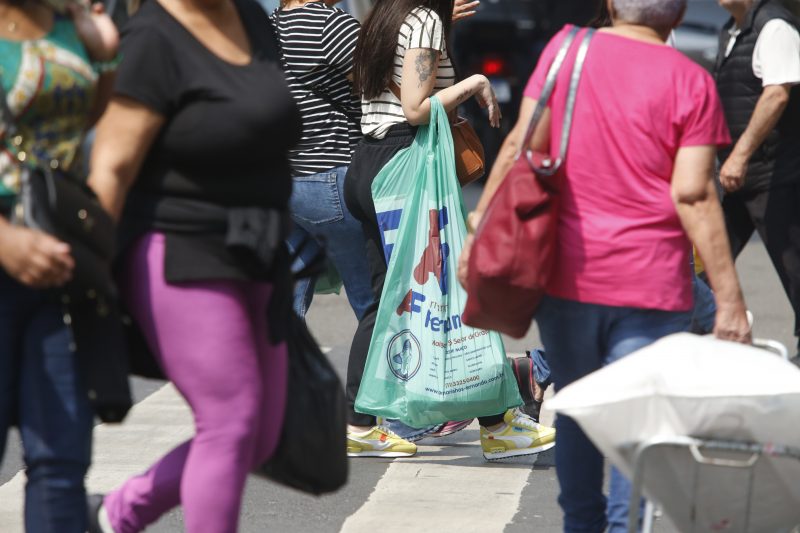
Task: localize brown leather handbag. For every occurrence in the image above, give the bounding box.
[389,82,484,187]
[451,115,485,186]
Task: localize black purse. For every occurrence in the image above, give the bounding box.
[255,236,348,494]
[0,84,116,302]
[256,313,349,494]
[0,79,131,423]
[13,165,117,300]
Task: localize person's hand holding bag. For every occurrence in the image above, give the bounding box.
[0,219,74,288]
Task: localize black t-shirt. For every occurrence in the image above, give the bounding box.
[113,0,301,282]
[116,0,301,209]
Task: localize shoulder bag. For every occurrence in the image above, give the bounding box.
[0,84,116,302]
[256,235,348,494]
[0,74,131,423]
[461,27,594,338]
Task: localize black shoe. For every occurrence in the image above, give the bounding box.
[510,354,550,422]
[86,493,107,533]
[790,354,800,369]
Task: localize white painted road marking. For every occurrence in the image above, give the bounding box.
[0,349,554,532]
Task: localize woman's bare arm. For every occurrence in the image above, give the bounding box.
[671,145,751,343]
[399,48,500,128]
[88,97,165,220]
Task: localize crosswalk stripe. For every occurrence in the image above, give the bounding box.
[0,383,192,532]
[342,424,538,533]
[0,347,551,532]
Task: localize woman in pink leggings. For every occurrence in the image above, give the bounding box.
[86,0,302,530]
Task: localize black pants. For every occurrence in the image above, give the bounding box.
[343,124,505,428]
[723,183,800,346]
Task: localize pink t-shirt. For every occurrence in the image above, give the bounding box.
[523,26,730,311]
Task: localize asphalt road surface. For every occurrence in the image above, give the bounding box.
[1,183,796,532]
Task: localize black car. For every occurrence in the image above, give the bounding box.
[674,0,731,70]
[452,0,601,171]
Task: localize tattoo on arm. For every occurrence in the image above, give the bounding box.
[415,50,436,87]
[457,89,470,104]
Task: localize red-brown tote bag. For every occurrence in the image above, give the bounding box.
[462,27,594,338]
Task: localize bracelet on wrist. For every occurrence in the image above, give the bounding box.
[91,54,122,75]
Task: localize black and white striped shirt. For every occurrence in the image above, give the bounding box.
[361,7,456,139]
[271,2,361,176]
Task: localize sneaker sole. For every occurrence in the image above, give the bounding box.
[347,450,416,458]
[482,440,556,461]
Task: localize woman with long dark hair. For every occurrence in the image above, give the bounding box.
[273,0,487,457]
[343,0,556,461]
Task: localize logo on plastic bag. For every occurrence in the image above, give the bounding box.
[387,330,422,381]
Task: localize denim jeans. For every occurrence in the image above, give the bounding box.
[380,418,441,442]
[529,348,552,388]
[0,273,94,533]
[286,165,375,320]
[691,273,716,334]
[535,295,691,533]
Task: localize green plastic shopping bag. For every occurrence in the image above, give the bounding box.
[354,96,522,427]
[314,260,343,295]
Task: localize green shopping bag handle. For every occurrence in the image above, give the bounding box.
[426,96,455,160]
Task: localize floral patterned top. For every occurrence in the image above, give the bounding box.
[0,14,96,208]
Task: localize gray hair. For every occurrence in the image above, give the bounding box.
[612,0,687,30]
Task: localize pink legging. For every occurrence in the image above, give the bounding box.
[104,233,288,533]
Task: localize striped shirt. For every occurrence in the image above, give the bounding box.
[271,2,362,176]
[361,7,456,139]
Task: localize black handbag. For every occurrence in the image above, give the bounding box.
[256,314,349,494]
[0,81,116,301]
[1,78,131,423]
[255,236,348,494]
[13,165,117,300]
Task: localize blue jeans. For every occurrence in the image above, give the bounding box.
[535,296,691,533]
[0,273,94,533]
[286,166,375,320]
[530,348,552,388]
[691,273,716,334]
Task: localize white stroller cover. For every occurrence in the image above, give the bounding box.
[546,333,800,532]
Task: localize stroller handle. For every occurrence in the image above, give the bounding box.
[689,443,760,468]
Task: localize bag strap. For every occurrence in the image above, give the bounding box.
[0,72,18,144]
[518,27,595,176]
[516,26,580,159]
[548,29,595,173]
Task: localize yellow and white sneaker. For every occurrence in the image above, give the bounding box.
[347,426,417,458]
[481,408,556,461]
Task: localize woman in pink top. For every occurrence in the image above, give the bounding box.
[463,0,751,530]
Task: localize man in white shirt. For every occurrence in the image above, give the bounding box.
[715,0,800,359]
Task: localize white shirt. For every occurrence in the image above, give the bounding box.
[724,19,800,87]
[360,7,456,139]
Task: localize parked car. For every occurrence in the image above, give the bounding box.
[675,0,731,70]
[451,0,556,172]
